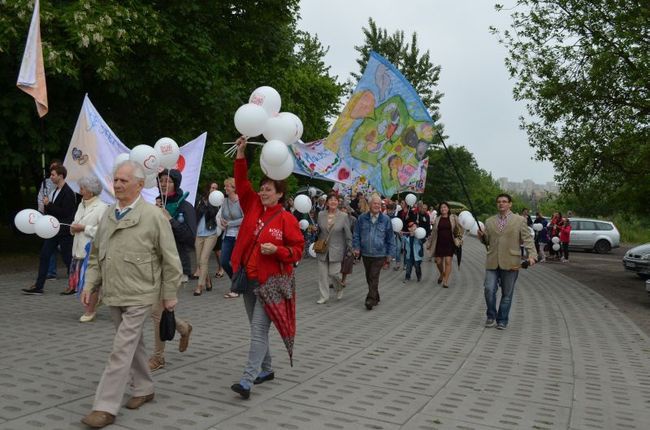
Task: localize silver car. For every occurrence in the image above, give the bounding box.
[568,218,620,253]
[623,243,650,279]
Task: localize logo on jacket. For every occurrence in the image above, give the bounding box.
[268,228,283,241]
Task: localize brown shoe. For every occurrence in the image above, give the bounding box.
[148,356,165,372]
[125,392,154,409]
[179,324,192,352]
[81,410,115,428]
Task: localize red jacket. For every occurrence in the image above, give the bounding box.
[230,158,304,284]
[559,225,572,243]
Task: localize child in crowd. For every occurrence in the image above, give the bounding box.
[403,221,423,283]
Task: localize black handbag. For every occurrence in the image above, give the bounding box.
[159,309,176,341]
[230,210,282,294]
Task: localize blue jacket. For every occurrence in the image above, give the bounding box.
[404,235,423,262]
[535,218,549,243]
[353,212,396,258]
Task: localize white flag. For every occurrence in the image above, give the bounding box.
[17,0,48,117]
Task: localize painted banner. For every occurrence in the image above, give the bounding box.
[310,51,431,197]
[63,95,205,205]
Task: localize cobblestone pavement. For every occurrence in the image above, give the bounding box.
[1,237,650,430]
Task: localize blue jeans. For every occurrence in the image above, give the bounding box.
[405,258,421,280]
[48,251,57,277]
[483,269,519,326]
[36,235,72,290]
[220,236,236,279]
[241,280,273,387]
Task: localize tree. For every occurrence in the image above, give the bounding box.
[492,0,650,216]
[0,0,344,220]
[352,17,444,128]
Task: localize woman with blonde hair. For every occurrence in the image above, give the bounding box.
[219,177,244,298]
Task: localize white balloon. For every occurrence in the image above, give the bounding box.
[209,190,225,207]
[414,227,426,239]
[34,215,60,239]
[308,243,317,258]
[263,114,297,144]
[391,217,403,232]
[154,137,180,169]
[308,187,318,197]
[14,209,41,234]
[458,211,474,230]
[249,86,282,116]
[113,152,130,168]
[552,236,560,244]
[533,222,543,232]
[278,112,303,141]
[260,139,290,166]
[234,103,269,137]
[293,194,312,214]
[129,145,159,175]
[528,226,535,236]
[468,220,485,236]
[552,243,561,251]
[299,219,309,230]
[260,154,294,180]
[405,193,417,207]
[144,173,158,189]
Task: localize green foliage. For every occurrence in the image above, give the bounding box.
[0,0,344,221]
[611,214,650,244]
[493,0,650,216]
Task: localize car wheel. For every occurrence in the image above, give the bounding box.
[594,239,611,254]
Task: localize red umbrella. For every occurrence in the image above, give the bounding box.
[255,274,296,366]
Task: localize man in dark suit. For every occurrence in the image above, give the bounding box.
[23,165,77,295]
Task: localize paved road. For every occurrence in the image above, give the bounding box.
[1,237,650,429]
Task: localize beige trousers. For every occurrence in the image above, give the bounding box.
[151,301,190,359]
[195,235,218,288]
[318,259,342,301]
[93,305,153,415]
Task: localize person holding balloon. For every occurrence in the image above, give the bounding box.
[219,177,245,298]
[229,136,304,399]
[193,182,221,296]
[426,202,462,289]
[403,221,424,283]
[315,192,352,303]
[67,176,108,321]
[22,165,77,295]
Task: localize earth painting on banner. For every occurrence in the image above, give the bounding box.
[291,51,432,197]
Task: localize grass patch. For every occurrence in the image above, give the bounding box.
[611,214,650,244]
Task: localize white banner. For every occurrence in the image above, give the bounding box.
[63,94,206,205]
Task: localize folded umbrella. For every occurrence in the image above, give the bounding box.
[455,245,462,267]
[255,274,296,366]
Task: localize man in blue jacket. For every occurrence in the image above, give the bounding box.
[353,193,396,310]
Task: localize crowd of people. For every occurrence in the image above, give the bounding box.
[22,140,542,429]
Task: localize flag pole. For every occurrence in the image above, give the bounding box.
[434,128,481,230]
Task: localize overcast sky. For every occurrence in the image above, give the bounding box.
[297,0,557,184]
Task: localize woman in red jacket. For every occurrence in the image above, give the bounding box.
[230,137,304,399]
[559,218,572,262]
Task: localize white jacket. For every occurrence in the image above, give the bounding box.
[71,196,108,259]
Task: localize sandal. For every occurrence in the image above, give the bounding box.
[215,271,224,278]
[223,292,239,299]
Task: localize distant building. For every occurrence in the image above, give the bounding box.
[498,177,558,196]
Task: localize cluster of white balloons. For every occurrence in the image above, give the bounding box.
[457,210,485,236]
[14,209,60,239]
[234,86,303,181]
[115,137,181,189]
[532,223,544,232]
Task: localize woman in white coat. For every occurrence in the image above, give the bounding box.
[315,193,352,303]
[67,175,108,321]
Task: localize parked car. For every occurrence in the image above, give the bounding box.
[567,218,620,253]
[623,243,650,279]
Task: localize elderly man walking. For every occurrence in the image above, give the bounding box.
[80,160,182,429]
[478,193,537,330]
[353,193,395,310]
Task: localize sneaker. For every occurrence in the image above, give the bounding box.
[316,298,328,304]
[148,356,165,372]
[336,289,344,300]
[79,312,96,323]
[496,323,507,330]
[46,274,57,280]
[181,274,189,283]
[231,383,250,399]
[253,371,275,385]
[402,279,408,284]
[22,286,43,295]
[485,319,496,328]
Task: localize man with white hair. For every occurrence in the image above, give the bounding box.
[353,193,396,310]
[80,161,182,428]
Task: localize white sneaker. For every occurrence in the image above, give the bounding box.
[316,298,328,304]
[336,290,343,300]
[181,274,189,283]
[79,312,96,323]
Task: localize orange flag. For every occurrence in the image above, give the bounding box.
[16,0,48,117]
